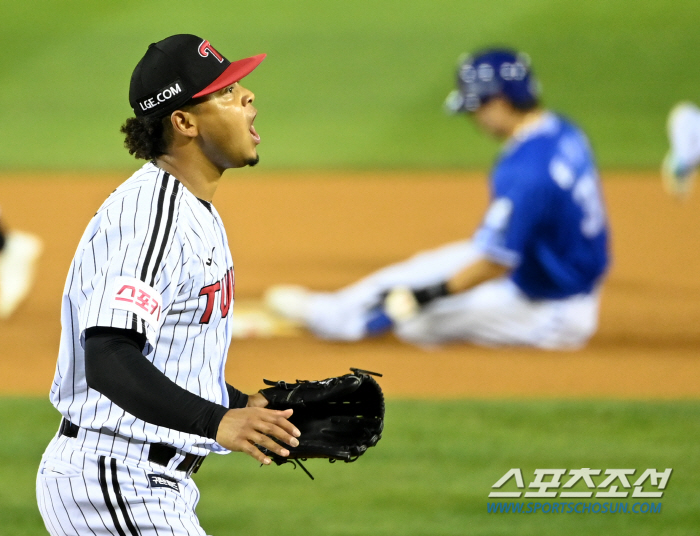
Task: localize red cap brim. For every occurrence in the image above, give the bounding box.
[193,53,266,98]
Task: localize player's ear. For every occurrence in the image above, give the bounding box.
[170,110,198,139]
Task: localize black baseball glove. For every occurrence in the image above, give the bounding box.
[258,368,384,478]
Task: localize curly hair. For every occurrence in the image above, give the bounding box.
[120,114,172,161]
[120,97,209,160]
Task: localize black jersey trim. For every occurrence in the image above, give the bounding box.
[197,198,212,212]
[132,172,179,332]
[139,173,169,284]
[149,179,179,287]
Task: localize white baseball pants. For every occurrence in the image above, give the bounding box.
[302,240,600,349]
[37,430,209,536]
[668,101,700,170]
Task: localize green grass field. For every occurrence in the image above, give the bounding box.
[4,398,699,535]
[1,0,699,171]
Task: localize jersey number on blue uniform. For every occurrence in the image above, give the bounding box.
[572,173,605,238]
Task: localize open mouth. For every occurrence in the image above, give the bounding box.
[250,116,260,144]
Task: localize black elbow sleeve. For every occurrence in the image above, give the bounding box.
[84,327,143,396]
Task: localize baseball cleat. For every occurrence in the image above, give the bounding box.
[0,231,43,319]
[263,284,311,323]
[661,151,696,198]
[230,300,303,338]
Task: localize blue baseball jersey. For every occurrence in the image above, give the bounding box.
[473,112,609,299]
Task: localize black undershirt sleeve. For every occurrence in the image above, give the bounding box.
[84,326,244,440]
[226,383,249,409]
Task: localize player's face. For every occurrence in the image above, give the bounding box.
[471,98,516,139]
[191,83,261,170]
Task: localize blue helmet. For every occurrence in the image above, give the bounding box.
[445,48,540,113]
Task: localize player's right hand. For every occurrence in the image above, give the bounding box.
[216,407,301,464]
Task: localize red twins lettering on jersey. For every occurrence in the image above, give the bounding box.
[198,267,234,324]
[110,276,163,330]
[198,40,224,63]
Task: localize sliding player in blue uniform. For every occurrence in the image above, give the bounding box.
[267,48,610,349]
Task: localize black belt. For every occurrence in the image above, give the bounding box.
[148,443,205,475]
[59,419,205,475]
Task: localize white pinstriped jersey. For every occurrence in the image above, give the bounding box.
[50,162,235,456]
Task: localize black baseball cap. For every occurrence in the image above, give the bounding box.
[129,34,265,118]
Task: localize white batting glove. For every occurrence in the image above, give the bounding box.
[383,286,421,322]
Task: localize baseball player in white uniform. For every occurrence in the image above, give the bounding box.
[36,34,300,536]
[0,211,43,318]
[662,101,700,197]
[266,49,609,350]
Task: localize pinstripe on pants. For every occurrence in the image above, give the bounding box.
[37,433,207,536]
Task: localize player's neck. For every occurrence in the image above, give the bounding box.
[154,154,222,203]
[510,108,546,139]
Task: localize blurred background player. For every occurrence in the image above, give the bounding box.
[0,208,42,319]
[662,101,700,198]
[265,48,610,350]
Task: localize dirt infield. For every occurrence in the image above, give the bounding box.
[1,171,699,398]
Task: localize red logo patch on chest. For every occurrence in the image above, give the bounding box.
[198,267,234,324]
